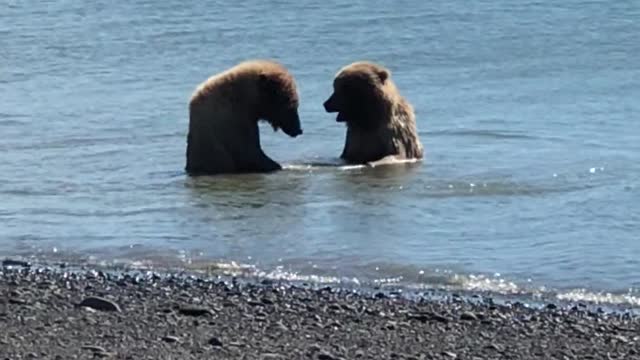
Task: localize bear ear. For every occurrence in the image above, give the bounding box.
[377,68,390,83]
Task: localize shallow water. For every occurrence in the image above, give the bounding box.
[2,1,639,306]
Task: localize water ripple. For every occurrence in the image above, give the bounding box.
[428,128,545,140]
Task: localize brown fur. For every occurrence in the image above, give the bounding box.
[186,60,302,176]
[323,61,423,165]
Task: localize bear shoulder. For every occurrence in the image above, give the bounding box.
[189,60,290,107]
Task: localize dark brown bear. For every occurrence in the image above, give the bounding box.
[185,60,303,175]
[323,61,423,167]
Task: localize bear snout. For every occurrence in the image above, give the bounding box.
[323,94,339,113]
[283,126,303,137]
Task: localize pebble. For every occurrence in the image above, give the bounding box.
[161,336,180,343]
[78,297,121,312]
[9,298,28,305]
[433,313,450,323]
[442,351,457,358]
[317,352,338,360]
[261,297,274,305]
[485,343,504,352]
[2,259,31,268]
[208,336,223,347]
[178,306,213,317]
[276,320,288,331]
[460,312,478,321]
[260,353,285,359]
[612,335,629,343]
[81,345,107,353]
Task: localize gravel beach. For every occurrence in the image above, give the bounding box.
[1,263,639,360]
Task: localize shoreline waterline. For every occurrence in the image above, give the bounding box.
[3,257,639,315]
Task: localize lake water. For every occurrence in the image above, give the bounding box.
[2,1,639,306]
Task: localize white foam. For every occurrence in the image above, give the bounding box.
[556,289,640,306]
[282,163,365,171]
[36,253,640,308]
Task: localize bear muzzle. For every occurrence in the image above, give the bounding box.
[323,94,339,113]
[284,127,303,137]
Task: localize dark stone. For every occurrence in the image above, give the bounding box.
[9,298,28,305]
[407,313,429,322]
[208,336,223,347]
[385,321,397,330]
[178,307,213,317]
[485,343,504,352]
[2,259,31,268]
[78,297,121,312]
[460,312,478,321]
[410,312,449,323]
[317,352,338,360]
[261,297,274,305]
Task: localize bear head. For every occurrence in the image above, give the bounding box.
[323,61,393,130]
[257,70,303,138]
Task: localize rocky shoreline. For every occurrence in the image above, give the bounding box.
[1,262,639,359]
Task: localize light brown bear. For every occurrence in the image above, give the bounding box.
[323,61,423,167]
[185,60,303,176]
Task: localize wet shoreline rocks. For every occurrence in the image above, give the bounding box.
[1,265,639,359]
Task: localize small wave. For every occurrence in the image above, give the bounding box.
[16,256,640,310]
[5,136,138,152]
[191,261,640,308]
[0,120,28,126]
[8,249,640,309]
[420,179,594,199]
[18,206,183,218]
[429,128,540,140]
[0,112,29,125]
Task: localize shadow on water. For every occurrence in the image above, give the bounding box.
[183,159,423,209]
[183,171,310,210]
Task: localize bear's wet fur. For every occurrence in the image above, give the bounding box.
[186,60,302,176]
[323,61,423,166]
